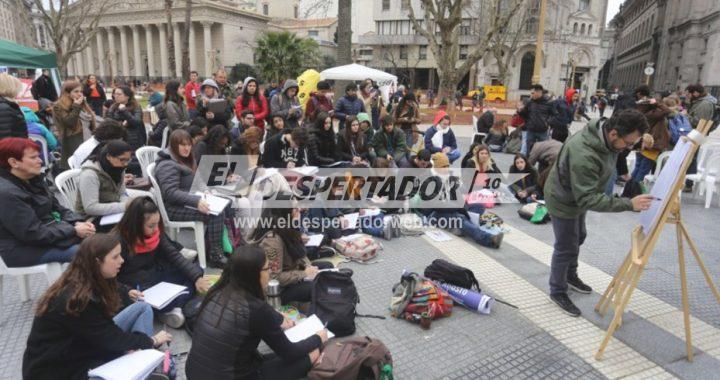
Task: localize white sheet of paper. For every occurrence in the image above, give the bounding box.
[99,212,124,226]
[468,212,480,224]
[141,282,189,310]
[289,166,318,176]
[284,314,335,343]
[425,230,453,242]
[361,208,382,217]
[193,192,231,215]
[343,213,359,230]
[87,349,164,380]
[339,233,365,241]
[305,234,324,247]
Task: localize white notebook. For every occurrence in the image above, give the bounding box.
[343,213,359,230]
[187,192,230,215]
[304,234,324,247]
[141,282,189,310]
[284,314,335,343]
[99,212,124,226]
[87,349,164,380]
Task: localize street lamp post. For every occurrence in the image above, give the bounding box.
[531,0,548,85]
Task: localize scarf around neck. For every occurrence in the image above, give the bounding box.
[134,228,161,254]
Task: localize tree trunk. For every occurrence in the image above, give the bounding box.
[334,0,352,99]
[165,0,176,78]
[181,0,192,79]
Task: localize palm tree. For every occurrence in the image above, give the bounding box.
[255,31,320,83]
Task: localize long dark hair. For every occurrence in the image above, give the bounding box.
[112,86,139,112]
[169,129,196,170]
[250,207,305,260]
[198,246,267,327]
[343,116,365,153]
[313,112,334,135]
[36,234,122,317]
[203,125,231,154]
[397,92,417,115]
[164,80,184,105]
[240,78,260,108]
[115,197,164,255]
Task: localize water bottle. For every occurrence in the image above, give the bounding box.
[267,279,281,309]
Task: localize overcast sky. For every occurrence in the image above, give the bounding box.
[606,0,623,25]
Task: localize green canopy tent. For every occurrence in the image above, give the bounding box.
[0,39,61,94]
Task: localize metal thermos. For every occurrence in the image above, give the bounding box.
[267,279,281,309]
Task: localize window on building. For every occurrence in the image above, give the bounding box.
[308,30,319,37]
[526,18,538,33]
[401,0,410,10]
[263,3,268,15]
[419,45,427,60]
[588,24,592,36]
[460,19,471,35]
[702,38,708,54]
[580,23,585,35]
[519,52,535,90]
[382,0,390,11]
[359,49,373,56]
[459,45,468,60]
[400,45,408,59]
[579,0,589,11]
[294,5,298,18]
[678,42,683,58]
[697,65,703,83]
[573,23,578,34]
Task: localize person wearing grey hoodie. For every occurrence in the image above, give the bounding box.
[270,80,302,129]
[196,79,233,128]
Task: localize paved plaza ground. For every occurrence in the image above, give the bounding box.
[2,109,720,379]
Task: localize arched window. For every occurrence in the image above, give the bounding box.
[579,0,589,11]
[519,52,535,90]
[573,23,578,34]
[581,23,586,35]
[588,24,593,36]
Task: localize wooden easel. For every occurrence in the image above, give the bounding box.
[594,120,720,361]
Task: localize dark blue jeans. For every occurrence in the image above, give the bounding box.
[525,130,549,158]
[430,211,494,247]
[631,154,655,183]
[38,245,79,264]
[360,213,386,237]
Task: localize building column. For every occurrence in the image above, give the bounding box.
[96,30,106,78]
[144,25,155,79]
[173,23,182,77]
[159,23,169,78]
[119,26,130,78]
[85,30,94,75]
[74,51,84,77]
[202,22,213,77]
[107,27,118,79]
[189,22,197,73]
[131,25,143,77]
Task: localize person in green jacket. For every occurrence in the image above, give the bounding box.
[544,109,654,317]
[371,115,409,167]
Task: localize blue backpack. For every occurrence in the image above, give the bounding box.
[668,114,691,145]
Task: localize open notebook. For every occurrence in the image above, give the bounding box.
[284,314,335,343]
[142,282,189,310]
[184,192,230,216]
[87,349,164,380]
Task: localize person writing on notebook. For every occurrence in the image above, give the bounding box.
[544,109,654,317]
[115,197,208,329]
[186,246,328,379]
[23,234,172,380]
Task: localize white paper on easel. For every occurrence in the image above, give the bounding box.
[639,139,693,234]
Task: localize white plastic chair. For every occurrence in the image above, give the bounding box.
[136,146,161,178]
[702,153,720,208]
[643,151,671,184]
[161,127,170,149]
[146,163,207,268]
[0,255,62,304]
[470,115,487,144]
[55,169,83,212]
[144,122,154,142]
[686,142,720,195]
[28,134,49,172]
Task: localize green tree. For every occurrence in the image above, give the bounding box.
[229,63,258,83]
[255,31,320,83]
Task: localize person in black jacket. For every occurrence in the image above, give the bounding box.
[261,127,309,168]
[82,74,106,116]
[115,197,208,328]
[307,111,337,167]
[23,233,172,380]
[476,108,496,134]
[517,84,557,156]
[186,246,328,380]
[0,73,29,139]
[508,154,540,203]
[0,138,95,267]
[155,129,228,268]
[337,115,371,166]
[106,86,146,176]
[193,124,231,164]
[30,70,58,102]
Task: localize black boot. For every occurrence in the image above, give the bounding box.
[209,250,228,268]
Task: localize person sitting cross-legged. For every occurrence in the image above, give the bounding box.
[424,111,461,163]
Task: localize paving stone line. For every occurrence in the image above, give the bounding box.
[422,232,675,380]
[502,224,720,359]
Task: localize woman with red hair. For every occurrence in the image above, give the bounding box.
[0,138,95,267]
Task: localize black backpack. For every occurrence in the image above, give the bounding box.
[424,259,480,292]
[311,268,359,337]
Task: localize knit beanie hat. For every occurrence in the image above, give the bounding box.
[431,152,450,168]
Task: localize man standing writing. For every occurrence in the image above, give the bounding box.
[544,109,654,316]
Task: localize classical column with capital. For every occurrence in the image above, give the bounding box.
[107,27,118,79]
[173,23,182,77]
[144,25,155,79]
[74,51,84,77]
[202,22,213,77]
[119,26,130,78]
[85,30,94,75]
[96,30,106,78]
[159,24,169,78]
[131,25,143,78]
[189,22,197,73]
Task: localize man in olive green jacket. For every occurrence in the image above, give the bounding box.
[544,109,654,316]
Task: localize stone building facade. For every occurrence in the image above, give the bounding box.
[65,0,269,81]
[356,0,609,100]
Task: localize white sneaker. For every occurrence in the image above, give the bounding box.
[180,248,197,260]
[159,307,185,329]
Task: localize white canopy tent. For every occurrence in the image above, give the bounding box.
[320,63,398,102]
